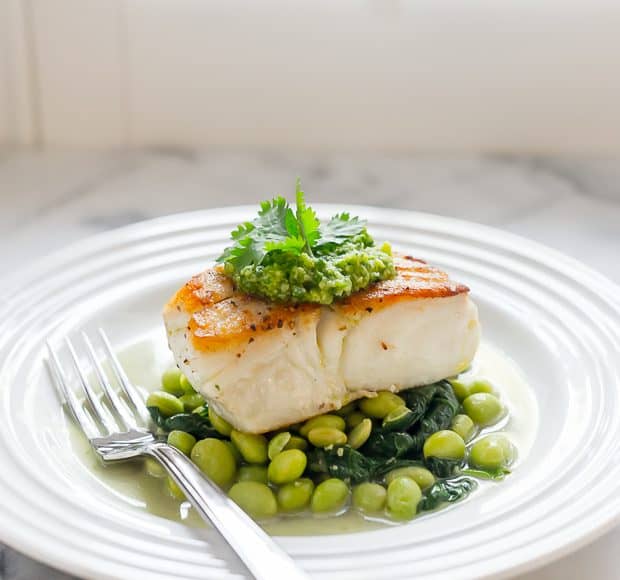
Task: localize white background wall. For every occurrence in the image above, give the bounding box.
[1,0,620,153]
[0,0,34,148]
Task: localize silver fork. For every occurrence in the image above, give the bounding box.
[47,328,310,580]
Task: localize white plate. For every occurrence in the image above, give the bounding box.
[1,206,619,580]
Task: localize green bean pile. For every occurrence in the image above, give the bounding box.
[145,369,515,522]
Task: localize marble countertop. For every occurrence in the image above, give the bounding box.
[0,150,619,580]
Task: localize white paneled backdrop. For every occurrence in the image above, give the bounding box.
[0,0,35,147]
[1,0,620,153]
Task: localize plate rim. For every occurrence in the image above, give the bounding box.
[1,205,619,580]
[3,204,620,304]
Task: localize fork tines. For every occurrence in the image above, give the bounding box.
[47,329,150,438]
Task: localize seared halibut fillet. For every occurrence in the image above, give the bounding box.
[163,255,480,433]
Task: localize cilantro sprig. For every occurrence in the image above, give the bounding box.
[217,180,367,271]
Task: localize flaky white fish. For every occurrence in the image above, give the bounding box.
[163,255,480,433]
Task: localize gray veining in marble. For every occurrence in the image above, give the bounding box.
[0,150,618,580]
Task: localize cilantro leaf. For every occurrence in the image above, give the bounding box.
[263,235,306,254]
[217,197,291,269]
[217,180,370,273]
[284,208,299,237]
[256,197,290,243]
[317,213,366,246]
[294,179,320,254]
[217,233,263,270]
[230,222,254,240]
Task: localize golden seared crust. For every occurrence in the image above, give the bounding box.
[164,265,320,352]
[165,267,234,314]
[165,254,468,352]
[190,296,319,350]
[337,254,469,314]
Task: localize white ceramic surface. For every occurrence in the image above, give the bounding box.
[1,206,619,579]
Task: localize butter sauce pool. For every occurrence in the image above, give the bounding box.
[70,334,538,536]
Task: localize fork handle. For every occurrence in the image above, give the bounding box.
[144,442,311,580]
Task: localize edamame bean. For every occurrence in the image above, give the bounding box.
[311,478,349,513]
[469,379,495,395]
[146,391,184,417]
[228,481,277,519]
[463,393,503,426]
[268,432,291,460]
[307,427,347,448]
[179,374,195,394]
[382,405,415,430]
[209,407,233,436]
[179,392,205,412]
[348,418,372,449]
[385,466,435,490]
[167,476,186,500]
[423,430,466,460]
[237,465,269,484]
[191,438,237,488]
[359,392,405,419]
[299,415,346,437]
[449,380,470,402]
[277,478,315,512]
[144,457,166,478]
[268,449,307,484]
[161,368,184,396]
[469,434,514,471]
[352,482,387,513]
[284,435,309,451]
[167,430,196,456]
[386,477,421,520]
[346,412,366,429]
[224,440,243,465]
[231,430,268,464]
[451,414,475,442]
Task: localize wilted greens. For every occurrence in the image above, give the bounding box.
[147,372,511,521]
[148,406,222,440]
[307,380,479,511]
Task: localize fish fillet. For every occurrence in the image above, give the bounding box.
[163,255,480,433]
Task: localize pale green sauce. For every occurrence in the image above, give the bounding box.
[71,333,538,536]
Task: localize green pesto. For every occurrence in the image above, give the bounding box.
[225,232,395,305]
